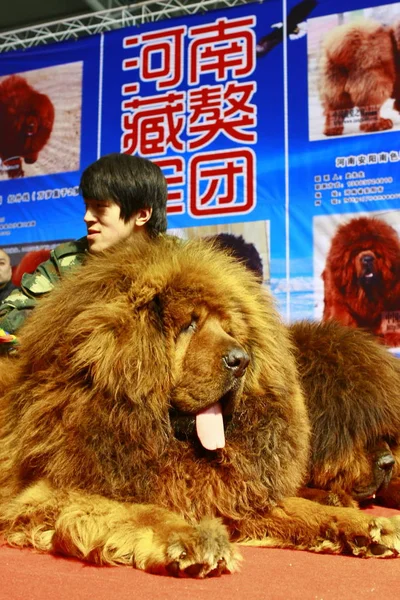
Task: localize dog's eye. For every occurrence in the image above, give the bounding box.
[180,317,198,334]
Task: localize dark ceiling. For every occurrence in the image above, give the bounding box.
[0,0,134,33]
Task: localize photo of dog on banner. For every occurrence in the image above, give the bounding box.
[0,153,400,577]
[0,62,82,180]
[308,3,400,140]
[314,211,400,348]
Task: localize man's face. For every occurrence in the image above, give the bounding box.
[0,251,12,285]
[83,199,138,253]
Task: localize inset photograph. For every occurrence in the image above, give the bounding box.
[308,3,400,140]
[0,61,83,180]
[313,210,400,347]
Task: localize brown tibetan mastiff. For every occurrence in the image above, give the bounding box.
[291,320,400,509]
[204,232,400,509]
[0,75,54,178]
[1,236,400,577]
[319,19,400,136]
[322,216,400,346]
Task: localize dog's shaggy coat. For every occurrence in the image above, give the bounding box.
[1,237,400,576]
[322,216,400,346]
[319,19,400,136]
[291,320,400,508]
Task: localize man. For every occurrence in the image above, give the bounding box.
[0,153,168,335]
[0,249,16,303]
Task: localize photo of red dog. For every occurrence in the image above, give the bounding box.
[319,19,400,136]
[0,74,55,178]
[322,216,400,346]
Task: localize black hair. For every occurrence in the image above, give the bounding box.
[206,233,264,280]
[79,153,168,237]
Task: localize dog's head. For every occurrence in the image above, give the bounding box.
[6,236,310,513]
[0,75,55,161]
[14,91,54,158]
[354,249,383,291]
[325,217,400,296]
[351,440,396,502]
[17,237,293,451]
[165,295,250,451]
[309,438,397,503]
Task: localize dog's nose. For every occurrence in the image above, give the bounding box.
[224,348,250,378]
[361,255,374,265]
[377,453,395,472]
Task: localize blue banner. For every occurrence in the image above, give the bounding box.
[285,0,400,349]
[0,36,100,243]
[0,2,284,244]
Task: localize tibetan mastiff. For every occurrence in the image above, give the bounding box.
[0,75,54,178]
[1,236,400,577]
[319,19,400,136]
[202,232,400,508]
[322,216,400,346]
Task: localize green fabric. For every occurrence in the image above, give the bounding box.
[0,237,88,334]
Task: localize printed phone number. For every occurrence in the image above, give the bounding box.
[6,187,80,204]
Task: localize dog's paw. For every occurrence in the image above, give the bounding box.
[360,117,393,132]
[323,125,344,136]
[371,516,400,556]
[165,518,241,578]
[143,518,241,578]
[345,515,400,558]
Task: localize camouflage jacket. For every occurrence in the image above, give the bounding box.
[0,237,88,334]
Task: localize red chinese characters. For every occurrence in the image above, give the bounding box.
[123,26,186,90]
[188,16,256,84]
[121,92,185,156]
[189,148,256,217]
[153,156,186,215]
[187,81,257,150]
[121,14,258,218]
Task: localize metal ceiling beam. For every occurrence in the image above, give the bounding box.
[84,0,107,12]
[0,0,260,53]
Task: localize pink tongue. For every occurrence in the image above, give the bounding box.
[195,402,225,450]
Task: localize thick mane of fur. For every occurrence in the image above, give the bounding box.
[322,217,400,340]
[291,321,400,454]
[326,217,400,295]
[290,320,400,492]
[0,236,309,538]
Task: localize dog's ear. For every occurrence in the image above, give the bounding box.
[127,284,165,337]
[63,293,169,398]
[129,283,162,310]
[17,282,173,470]
[148,293,164,324]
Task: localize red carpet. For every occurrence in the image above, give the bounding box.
[2,506,399,600]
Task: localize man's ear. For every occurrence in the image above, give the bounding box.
[134,207,152,228]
